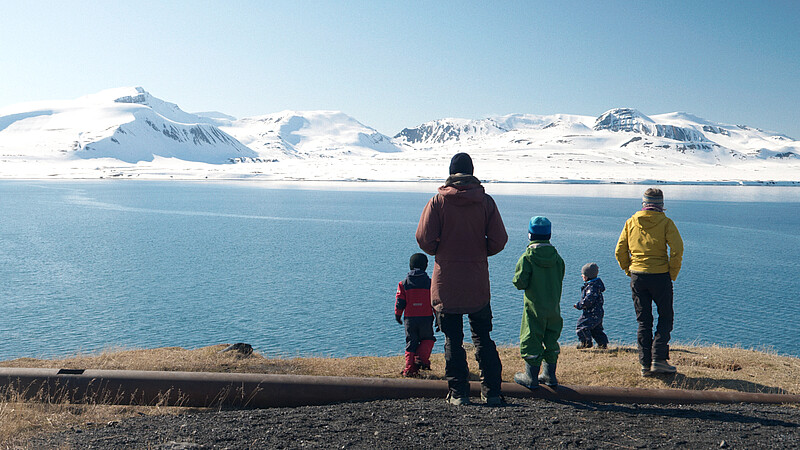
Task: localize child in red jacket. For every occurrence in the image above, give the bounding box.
[395,253,436,377]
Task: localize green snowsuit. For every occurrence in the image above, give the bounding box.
[512,241,565,365]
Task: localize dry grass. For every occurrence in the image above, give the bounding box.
[1,343,798,444]
[0,388,184,446]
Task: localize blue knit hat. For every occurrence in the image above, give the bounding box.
[528,216,551,241]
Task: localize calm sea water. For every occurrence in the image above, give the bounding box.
[0,181,798,361]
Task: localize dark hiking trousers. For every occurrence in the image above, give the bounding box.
[437,303,503,398]
[404,316,436,353]
[631,272,674,367]
[577,319,609,346]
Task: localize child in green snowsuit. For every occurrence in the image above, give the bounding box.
[512,216,565,389]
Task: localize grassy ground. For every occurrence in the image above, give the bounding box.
[1,343,798,444]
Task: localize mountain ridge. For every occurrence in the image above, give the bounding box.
[0,87,797,182]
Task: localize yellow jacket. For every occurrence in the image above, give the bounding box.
[615,211,683,281]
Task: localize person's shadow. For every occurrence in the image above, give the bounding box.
[555,400,799,428]
[649,372,789,395]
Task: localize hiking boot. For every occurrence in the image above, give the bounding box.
[640,364,653,377]
[576,341,593,350]
[538,361,558,387]
[481,393,505,406]
[596,343,608,350]
[651,360,677,374]
[414,356,430,370]
[513,362,540,390]
[445,392,470,406]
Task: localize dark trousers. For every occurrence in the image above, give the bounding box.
[577,319,609,346]
[631,272,674,367]
[404,316,436,353]
[437,303,503,398]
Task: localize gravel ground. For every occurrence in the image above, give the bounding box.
[18,397,800,449]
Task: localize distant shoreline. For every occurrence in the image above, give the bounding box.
[1,177,799,205]
[0,176,798,186]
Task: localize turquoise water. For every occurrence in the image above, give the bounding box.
[0,181,798,360]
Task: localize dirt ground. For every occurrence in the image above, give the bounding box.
[16,395,800,449]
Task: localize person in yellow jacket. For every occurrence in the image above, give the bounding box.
[615,188,683,377]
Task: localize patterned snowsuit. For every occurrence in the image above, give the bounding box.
[575,278,609,346]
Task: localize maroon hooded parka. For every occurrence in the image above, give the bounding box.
[415,177,508,314]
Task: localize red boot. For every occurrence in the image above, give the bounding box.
[402,352,419,377]
[416,340,435,370]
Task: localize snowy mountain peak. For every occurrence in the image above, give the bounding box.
[220,110,404,158]
[111,86,150,104]
[595,108,710,143]
[394,118,507,144]
[490,113,594,132]
[594,108,655,133]
[81,87,156,109]
[394,114,600,145]
[0,87,255,164]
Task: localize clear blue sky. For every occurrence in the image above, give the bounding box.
[2,1,798,138]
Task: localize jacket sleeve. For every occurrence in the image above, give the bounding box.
[575,289,585,310]
[415,197,440,255]
[614,221,631,276]
[485,196,508,257]
[512,253,530,291]
[666,219,684,281]
[394,282,406,316]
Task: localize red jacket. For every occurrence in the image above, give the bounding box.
[395,269,433,317]
[415,176,508,314]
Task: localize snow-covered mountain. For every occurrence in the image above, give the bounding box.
[0,87,797,183]
[397,108,796,158]
[219,110,405,160]
[594,108,710,144]
[384,108,798,183]
[0,87,256,164]
[396,108,799,163]
[0,88,403,165]
[648,111,797,159]
[394,118,508,144]
[394,114,595,146]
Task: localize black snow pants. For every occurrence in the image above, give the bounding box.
[437,303,503,398]
[631,272,674,367]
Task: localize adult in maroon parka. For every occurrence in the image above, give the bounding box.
[415,153,508,404]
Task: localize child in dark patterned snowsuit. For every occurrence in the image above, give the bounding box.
[395,253,436,377]
[574,262,609,349]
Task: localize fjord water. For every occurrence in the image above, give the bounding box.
[0,181,798,361]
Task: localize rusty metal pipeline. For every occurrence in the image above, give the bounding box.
[0,368,797,408]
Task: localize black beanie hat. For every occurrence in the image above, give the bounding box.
[409,253,428,271]
[449,153,474,175]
